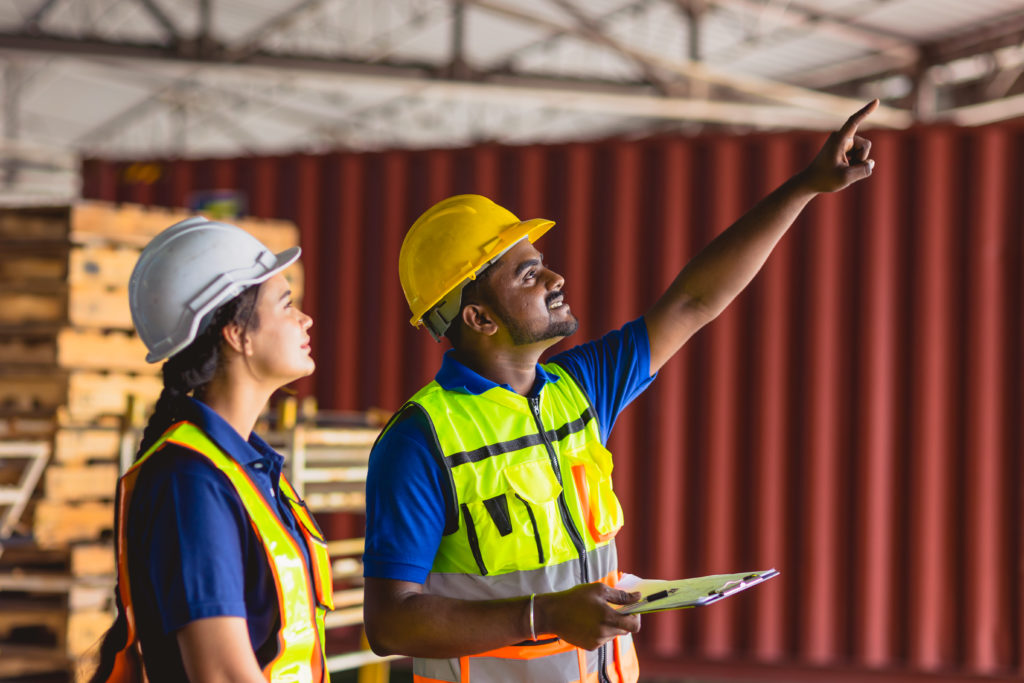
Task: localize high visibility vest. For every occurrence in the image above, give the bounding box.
[104,421,334,682]
[392,363,639,683]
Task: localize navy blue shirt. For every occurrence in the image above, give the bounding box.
[125,397,313,680]
[364,317,656,583]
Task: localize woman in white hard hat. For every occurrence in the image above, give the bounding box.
[90,218,333,682]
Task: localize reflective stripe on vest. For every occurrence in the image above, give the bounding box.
[108,421,332,682]
[396,363,638,683]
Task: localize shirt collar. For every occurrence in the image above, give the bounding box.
[186,396,284,469]
[435,349,561,397]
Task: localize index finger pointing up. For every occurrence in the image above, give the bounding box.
[839,99,879,139]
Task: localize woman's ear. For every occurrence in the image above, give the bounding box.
[221,322,249,355]
[460,304,498,337]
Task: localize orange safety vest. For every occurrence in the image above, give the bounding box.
[104,421,334,682]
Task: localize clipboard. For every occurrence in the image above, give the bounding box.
[616,569,779,615]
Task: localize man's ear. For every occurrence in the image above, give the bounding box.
[221,322,249,355]
[460,304,498,337]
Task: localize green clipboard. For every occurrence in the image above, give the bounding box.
[617,569,779,615]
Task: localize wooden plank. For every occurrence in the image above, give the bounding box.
[301,429,380,448]
[0,373,66,414]
[70,543,114,577]
[0,370,162,421]
[304,491,365,513]
[0,542,68,571]
[67,285,131,329]
[0,415,55,439]
[331,557,363,581]
[68,202,300,252]
[69,583,113,611]
[0,572,73,593]
[43,464,118,502]
[326,537,364,557]
[54,429,120,465]
[0,644,69,678]
[0,291,64,325]
[67,245,139,288]
[33,500,113,548]
[67,608,112,656]
[56,329,151,372]
[0,252,66,282]
[0,207,69,241]
[0,599,65,645]
[300,467,369,483]
[330,587,364,609]
[324,606,364,629]
[66,372,162,422]
[0,336,57,365]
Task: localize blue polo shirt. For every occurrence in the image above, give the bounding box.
[364,317,656,584]
[125,396,314,680]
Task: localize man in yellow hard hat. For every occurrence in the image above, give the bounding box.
[363,100,879,682]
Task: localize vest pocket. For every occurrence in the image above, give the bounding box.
[460,503,489,575]
[503,460,570,567]
[566,441,624,544]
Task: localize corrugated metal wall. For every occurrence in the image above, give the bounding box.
[82,123,1023,681]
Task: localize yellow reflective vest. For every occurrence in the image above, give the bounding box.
[391,362,639,683]
[105,421,334,682]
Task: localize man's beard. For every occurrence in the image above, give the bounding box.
[500,310,579,346]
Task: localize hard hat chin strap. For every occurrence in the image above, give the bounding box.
[422,237,524,342]
[424,289,463,342]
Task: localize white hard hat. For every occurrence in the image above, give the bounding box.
[129,216,301,363]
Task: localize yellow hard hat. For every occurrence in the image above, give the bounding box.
[399,194,555,339]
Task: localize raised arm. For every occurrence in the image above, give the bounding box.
[644,99,878,374]
[364,578,641,658]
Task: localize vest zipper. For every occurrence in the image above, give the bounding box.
[528,395,611,683]
[528,396,588,582]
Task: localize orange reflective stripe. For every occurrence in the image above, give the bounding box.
[413,676,454,683]
[473,637,577,660]
[612,635,625,682]
[460,656,470,682]
[576,647,587,681]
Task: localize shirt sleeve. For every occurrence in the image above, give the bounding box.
[548,316,657,443]
[363,411,447,584]
[127,447,251,634]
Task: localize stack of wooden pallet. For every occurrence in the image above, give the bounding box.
[0,201,302,681]
[265,402,397,678]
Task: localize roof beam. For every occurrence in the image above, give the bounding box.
[22,0,63,33]
[547,0,675,94]
[223,0,334,62]
[137,0,182,43]
[940,91,1024,126]
[707,0,914,59]
[489,0,656,71]
[919,8,1024,65]
[466,0,912,126]
[0,28,908,141]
